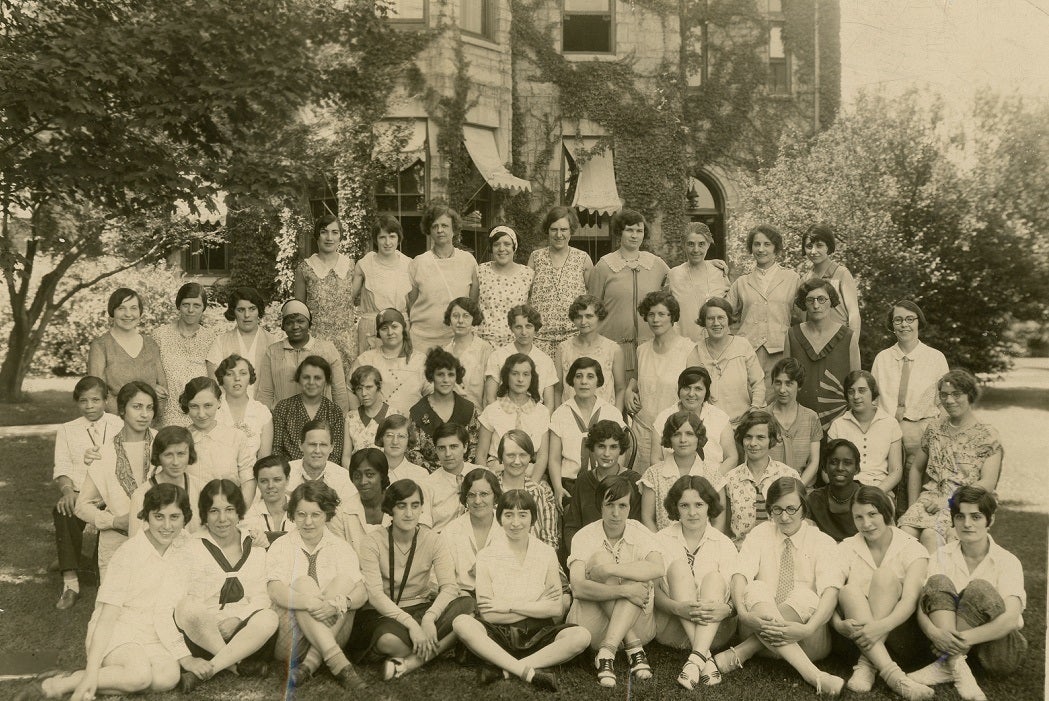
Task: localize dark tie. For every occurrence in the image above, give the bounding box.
[895,357,913,421]
[302,548,320,584]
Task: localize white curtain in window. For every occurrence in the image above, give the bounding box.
[769,26,785,59]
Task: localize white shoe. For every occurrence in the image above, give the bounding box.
[907,659,953,687]
[951,657,987,701]
[847,656,877,692]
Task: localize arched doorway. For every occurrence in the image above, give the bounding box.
[686,171,727,262]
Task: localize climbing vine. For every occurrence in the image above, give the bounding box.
[423,37,478,215]
[783,0,841,131]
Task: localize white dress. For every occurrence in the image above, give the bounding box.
[634,335,697,471]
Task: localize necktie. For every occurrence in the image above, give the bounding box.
[685,543,701,574]
[87,423,100,447]
[895,356,913,421]
[456,473,463,490]
[775,538,795,603]
[302,548,320,584]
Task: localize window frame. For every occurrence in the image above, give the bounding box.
[386,0,428,29]
[460,0,496,42]
[374,158,429,256]
[767,23,791,96]
[562,0,615,55]
[182,234,231,276]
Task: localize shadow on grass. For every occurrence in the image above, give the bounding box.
[979,386,1049,412]
[0,390,79,427]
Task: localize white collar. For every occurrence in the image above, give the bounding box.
[307,253,352,278]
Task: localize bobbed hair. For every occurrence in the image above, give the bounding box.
[313,213,341,239]
[150,425,197,467]
[421,203,461,237]
[253,455,290,479]
[765,476,808,518]
[611,209,647,241]
[506,303,543,332]
[698,296,736,326]
[770,357,805,385]
[886,299,928,332]
[497,488,537,525]
[117,380,158,418]
[844,370,880,401]
[595,474,637,512]
[733,409,781,448]
[299,417,332,445]
[459,467,501,507]
[198,478,246,525]
[498,428,535,463]
[664,475,723,522]
[850,485,895,525]
[585,420,626,452]
[215,354,257,386]
[746,224,784,254]
[567,355,605,388]
[637,289,680,323]
[540,205,580,237]
[107,288,143,318]
[821,438,861,473]
[948,485,997,521]
[661,411,708,458]
[175,282,209,308]
[938,369,980,404]
[424,347,466,384]
[375,414,418,450]
[382,478,425,516]
[350,364,383,392]
[433,421,470,447]
[138,482,192,524]
[179,376,222,414]
[287,480,340,522]
[224,286,265,322]
[349,448,391,490]
[372,214,402,248]
[294,355,332,384]
[802,222,837,254]
[444,296,484,327]
[794,277,840,311]
[567,294,608,322]
[73,375,109,401]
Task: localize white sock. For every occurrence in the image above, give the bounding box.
[62,572,79,594]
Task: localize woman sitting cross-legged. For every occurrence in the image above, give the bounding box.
[717,476,845,697]
[833,485,934,700]
[566,475,665,688]
[173,480,279,692]
[496,430,560,553]
[266,481,369,691]
[17,484,201,701]
[453,489,591,691]
[443,468,504,596]
[653,475,739,690]
[350,479,476,681]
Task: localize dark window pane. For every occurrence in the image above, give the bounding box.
[375,195,400,212]
[563,15,612,53]
[769,60,788,94]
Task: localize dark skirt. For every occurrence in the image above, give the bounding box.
[346,596,476,663]
[467,616,579,660]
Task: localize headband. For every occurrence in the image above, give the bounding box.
[488,225,518,251]
[280,299,312,322]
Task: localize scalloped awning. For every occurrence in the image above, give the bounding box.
[566,136,622,216]
[174,190,227,225]
[463,125,531,194]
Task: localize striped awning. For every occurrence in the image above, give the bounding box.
[463,125,531,194]
[566,136,621,216]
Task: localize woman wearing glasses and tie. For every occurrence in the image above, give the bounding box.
[870,300,949,510]
[782,279,860,433]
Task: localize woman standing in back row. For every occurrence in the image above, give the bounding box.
[528,206,593,357]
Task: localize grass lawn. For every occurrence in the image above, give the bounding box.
[0,434,1044,701]
[0,389,79,427]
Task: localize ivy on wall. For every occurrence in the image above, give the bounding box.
[783,0,841,131]
[423,37,478,216]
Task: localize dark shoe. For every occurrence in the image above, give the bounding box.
[55,589,78,610]
[287,665,312,688]
[179,671,200,694]
[477,665,503,685]
[628,648,653,680]
[334,665,368,691]
[530,669,558,692]
[237,658,270,678]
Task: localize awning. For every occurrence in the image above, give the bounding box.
[373,119,428,170]
[174,191,227,225]
[462,125,531,194]
[565,136,622,216]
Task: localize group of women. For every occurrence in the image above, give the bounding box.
[32,205,1023,701]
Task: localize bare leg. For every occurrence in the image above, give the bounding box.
[42,645,155,697]
[748,598,833,689]
[453,616,529,678]
[208,611,279,673]
[519,627,592,669]
[290,577,356,675]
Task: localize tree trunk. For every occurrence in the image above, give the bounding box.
[0,318,34,402]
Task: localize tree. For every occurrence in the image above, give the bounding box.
[730,89,1048,373]
[0,0,406,400]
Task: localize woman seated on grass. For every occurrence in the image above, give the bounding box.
[833,485,933,700]
[174,479,278,692]
[495,430,560,553]
[128,426,202,539]
[717,476,845,697]
[443,468,504,596]
[351,479,476,681]
[653,475,738,690]
[566,475,665,689]
[241,456,293,548]
[17,483,202,701]
[453,489,590,692]
[266,481,369,692]
[345,448,392,536]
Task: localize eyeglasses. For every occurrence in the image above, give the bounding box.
[892,315,918,326]
[938,390,966,401]
[770,505,801,516]
[805,296,830,306]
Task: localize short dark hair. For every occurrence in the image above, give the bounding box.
[821,438,861,473]
[746,224,784,254]
[117,380,158,417]
[150,425,197,467]
[107,287,143,317]
[596,474,636,512]
[138,482,191,524]
[794,277,840,311]
[765,476,808,518]
[497,353,541,402]
[802,223,837,254]
[433,421,469,447]
[382,478,425,516]
[949,485,997,521]
[253,455,290,479]
[568,294,608,322]
[349,447,391,490]
[660,411,708,458]
[424,347,465,384]
[507,303,543,332]
[938,369,980,404]
[421,203,461,237]
[844,370,880,402]
[460,467,501,506]
[175,282,209,308]
[498,429,535,462]
[585,420,626,451]
[295,355,332,384]
[540,205,579,237]
[698,296,735,326]
[497,488,537,524]
[611,209,647,241]
[300,418,332,445]
[770,357,805,385]
[179,376,221,414]
[350,365,383,392]
[372,214,402,248]
[664,475,723,522]
[850,485,894,525]
[198,478,246,525]
[733,409,780,448]
[677,366,712,396]
[376,414,418,449]
[215,354,257,386]
[314,213,341,239]
[73,375,109,401]
[444,296,484,327]
[224,286,266,322]
[288,481,340,522]
[637,289,680,323]
[567,356,605,388]
[887,299,928,332]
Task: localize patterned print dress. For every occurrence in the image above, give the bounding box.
[528,247,591,357]
[477,262,535,348]
[152,323,216,427]
[299,254,358,379]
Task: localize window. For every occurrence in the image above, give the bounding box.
[375,159,427,256]
[183,236,230,276]
[768,25,790,94]
[563,0,613,54]
[386,0,427,27]
[461,0,495,41]
[766,0,783,13]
